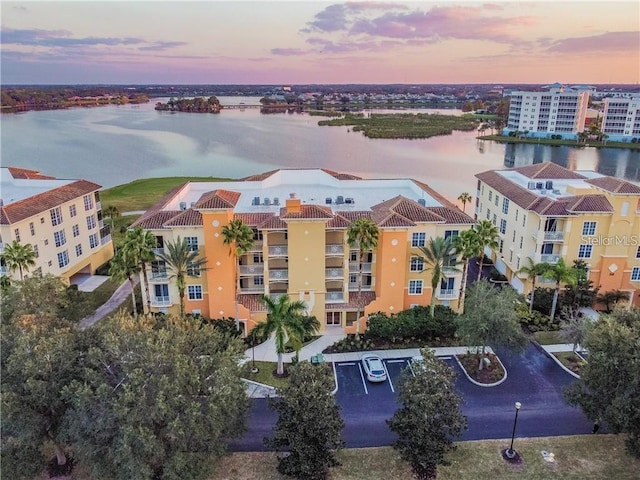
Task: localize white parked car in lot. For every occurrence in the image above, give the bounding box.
[361,354,388,382]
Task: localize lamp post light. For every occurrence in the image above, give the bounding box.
[506,402,522,459]
[250,331,259,374]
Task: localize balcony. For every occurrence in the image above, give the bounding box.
[0,242,3,253]
[541,254,561,263]
[349,282,373,291]
[0,266,8,276]
[153,247,165,256]
[437,288,458,300]
[151,295,172,307]
[349,262,372,273]
[239,286,265,294]
[325,268,344,279]
[269,269,288,281]
[544,231,564,241]
[268,245,288,257]
[150,270,169,281]
[249,241,263,252]
[325,244,344,256]
[326,291,345,303]
[100,234,112,245]
[239,265,264,275]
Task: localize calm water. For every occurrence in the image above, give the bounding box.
[2,97,639,202]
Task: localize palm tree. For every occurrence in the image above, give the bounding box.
[418,237,459,318]
[517,257,552,313]
[454,229,479,313]
[157,236,207,317]
[122,227,157,314]
[222,219,255,332]
[1,240,36,280]
[596,290,630,312]
[543,259,577,320]
[109,248,140,317]
[457,192,472,214]
[251,294,311,376]
[104,205,120,230]
[472,220,500,281]
[346,218,379,335]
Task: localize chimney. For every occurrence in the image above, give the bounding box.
[286,193,301,214]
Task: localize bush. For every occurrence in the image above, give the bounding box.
[516,303,557,332]
[489,268,508,282]
[367,306,457,343]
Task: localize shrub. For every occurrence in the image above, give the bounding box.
[516,303,557,332]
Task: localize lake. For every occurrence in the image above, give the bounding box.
[2,97,639,203]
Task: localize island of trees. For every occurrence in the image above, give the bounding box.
[154,96,221,113]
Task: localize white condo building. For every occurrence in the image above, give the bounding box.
[504,83,591,139]
[601,96,640,142]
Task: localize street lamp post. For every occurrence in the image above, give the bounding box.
[250,332,259,374]
[506,402,522,459]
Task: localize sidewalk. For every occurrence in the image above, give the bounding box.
[79,277,139,329]
[541,343,584,353]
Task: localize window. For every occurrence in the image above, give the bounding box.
[522,216,526,228]
[187,262,201,276]
[75,244,83,256]
[488,191,493,201]
[519,236,523,249]
[512,230,516,242]
[499,239,504,253]
[349,274,357,284]
[83,194,93,211]
[40,217,45,224]
[14,228,21,242]
[500,219,506,234]
[495,195,499,207]
[578,244,592,258]
[444,230,459,240]
[411,232,426,247]
[29,222,35,236]
[54,230,66,247]
[253,229,263,241]
[33,245,39,258]
[253,253,263,263]
[632,267,640,281]
[440,278,455,292]
[57,250,69,268]
[492,214,497,226]
[621,202,629,216]
[72,225,80,237]
[186,236,198,252]
[50,207,63,226]
[410,257,424,272]
[89,233,99,249]
[486,209,491,220]
[502,198,510,214]
[44,239,49,246]
[349,251,358,262]
[86,215,96,230]
[254,276,264,286]
[582,221,597,236]
[636,246,640,259]
[69,205,77,217]
[515,210,519,222]
[187,285,203,300]
[408,280,423,295]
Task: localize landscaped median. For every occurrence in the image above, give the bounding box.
[454,348,507,387]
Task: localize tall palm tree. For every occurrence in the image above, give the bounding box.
[222,219,255,332]
[418,236,460,318]
[543,259,577,320]
[104,205,120,230]
[347,218,379,335]
[109,248,140,317]
[517,257,551,313]
[454,229,479,313]
[1,240,36,280]
[596,290,630,313]
[457,192,472,214]
[472,220,500,281]
[157,236,207,317]
[122,227,157,314]
[252,294,311,376]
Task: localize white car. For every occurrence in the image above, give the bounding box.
[361,354,388,382]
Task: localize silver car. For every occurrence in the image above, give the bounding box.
[361,354,387,382]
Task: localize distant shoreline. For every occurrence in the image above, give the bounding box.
[477,134,640,151]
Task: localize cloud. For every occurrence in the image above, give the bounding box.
[303,2,407,33]
[546,31,640,53]
[138,41,189,52]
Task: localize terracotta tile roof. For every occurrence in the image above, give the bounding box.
[476,171,539,210]
[326,291,376,310]
[131,210,181,229]
[372,210,416,228]
[238,294,267,312]
[1,179,102,225]
[371,196,449,225]
[194,189,241,209]
[585,177,640,194]
[131,183,190,228]
[327,214,351,229]
[514,163,587,180]
[280,204,334,220]
[164,209,203,227]
[411,179,459,209]
[241,170,279,182]
[234,212,275,227]
[424,206,475,224]
[259,215,287,230]
[336,211,372,222]
[7,167,56,180]
[530,197,570,216]
[321,169,362,180]
[564,195,614,213]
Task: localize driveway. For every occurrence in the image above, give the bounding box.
[229,343,593,451]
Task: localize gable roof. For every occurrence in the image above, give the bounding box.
[194,189,241,209]
[513,163,587,180]
[280,204,334,220]
[163,209,203,227]
[585,177,640,194]
[7,167,56,180]
[131,210,182,229]
[564,194,614,213]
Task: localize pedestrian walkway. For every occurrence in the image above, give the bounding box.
[79,277,139,329]
[541,343,584,353]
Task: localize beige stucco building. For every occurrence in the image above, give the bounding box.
[0,167,114,284]
[132,169,474,334]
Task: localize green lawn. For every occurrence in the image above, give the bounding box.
[100,176,231,213]
[210,435,640,480]
[532,331,563,345]
[553,351,586,375]
[242,361,291,389]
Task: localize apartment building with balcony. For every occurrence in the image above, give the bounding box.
[601,96,640,142]
[132,169,474,333]
[0,167,114,283]
[476,163,640,308]
[503,83,591,139]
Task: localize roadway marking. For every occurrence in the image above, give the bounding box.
[338,362,356,366]
[386,359,406,363]
[357,362,369,395]
[439,356,452,360]
[383,360,395,393]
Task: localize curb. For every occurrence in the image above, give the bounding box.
[453,352,508,387]
[331,361,339,395]
[242,378,278,397]
[545,351,581,379]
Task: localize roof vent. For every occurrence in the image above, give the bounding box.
[527,182,536,190]
[252,196,260,206]
[273,197,280,206]
[345,198,354,204]
[552,189,561,195]
[190,202,196,208]
[418,198,426,206]
[263,197,271,206]
[325,197,332,204]
[545,181,554,189]
[179,202,187,211]
[539,190,547,195]
[336,196,344,204]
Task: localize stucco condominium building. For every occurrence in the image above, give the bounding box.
[0,167,113,284]
[601,96,640,142]
[132,169,474,333]
[476,163,640,308]
[504,83,591,139]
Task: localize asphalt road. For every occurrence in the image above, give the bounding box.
[229,342,594,452]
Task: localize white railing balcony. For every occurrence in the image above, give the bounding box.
[153,247,165,256]
[101,234,112,245]
[0,266,8,276]
[437,288,458,299]
[239,286,265,294]
[151,296,172,307]
[269,269,288,281]
[325,268,344,279]
[268,245,288,257]
[325,244,344,256]
[95,201,102,211]
[0,242,4,253]
[541,254,561,263]
[269,292,287,302]
[349,262,372,273]
[240,265,264,275]
[543,231,565,241]
[349,283,373,291]
[150,271,168,281]
[249,241,263,252]
[326,291,345,303]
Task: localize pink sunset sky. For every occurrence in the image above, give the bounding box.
[1,0,639,85]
